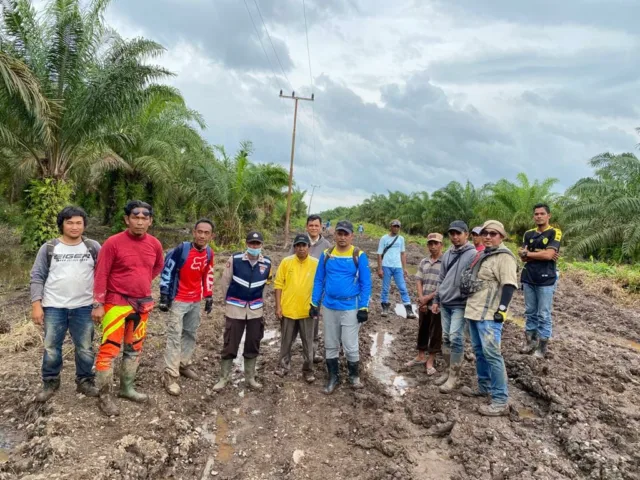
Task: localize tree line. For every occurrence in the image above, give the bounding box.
[319,152,640,263]
[0,0,307,249]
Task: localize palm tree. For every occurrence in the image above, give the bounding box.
[563,152,640,261]
[0,0,172,248]
[431,181,485,231]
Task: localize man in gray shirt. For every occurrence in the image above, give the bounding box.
[30,206,101,402]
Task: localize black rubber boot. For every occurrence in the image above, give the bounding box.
[323,358,340,395]
[405,304,416,319]
[347,361,364,389]
[520,331,538,354]
[381,303,390,317]
[534,338,549,359]
[36,377,60,403]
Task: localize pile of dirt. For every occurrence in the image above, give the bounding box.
[0,234,638,479]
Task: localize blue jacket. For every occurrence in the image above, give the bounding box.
[225,252,271,310]
[312,246,371,311]
[160,242,213,301]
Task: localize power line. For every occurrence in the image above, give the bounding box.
[252,0,293,91]
[242,0,282,91]
[301,0,318,178]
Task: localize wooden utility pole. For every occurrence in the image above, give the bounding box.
[280,90,314,247]
[307,184,320,215]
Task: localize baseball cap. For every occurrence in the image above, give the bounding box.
[427,232,443,243]
[471,226,483,235]
[246,231,264,243]
[335,220,354,234]
[293,233,311,246]
[390,219,401,227]
[447,220,469,233]
[481,220,507,238]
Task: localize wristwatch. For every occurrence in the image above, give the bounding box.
[92,302,103,309]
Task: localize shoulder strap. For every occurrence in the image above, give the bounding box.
[352,247,360,269]
[381,235,399,259]
[82,237,98,265]
[323,246,336,267]
[46,240,57,269]
[205,246,213,264]
[446,251,462,272]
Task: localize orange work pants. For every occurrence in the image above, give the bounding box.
[95,304,148,372]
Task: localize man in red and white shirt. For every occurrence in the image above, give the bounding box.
[159,219,215,395]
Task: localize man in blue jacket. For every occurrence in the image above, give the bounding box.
[311,220,372,394]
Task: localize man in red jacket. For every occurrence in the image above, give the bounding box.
[92,200,164,416]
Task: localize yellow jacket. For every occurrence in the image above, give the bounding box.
[274,254,319,320]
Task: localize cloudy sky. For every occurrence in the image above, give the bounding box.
[106,0,639,212]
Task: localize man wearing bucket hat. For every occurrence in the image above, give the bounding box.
[213,231,272,391]
[461,220,518,416]
[274,234,319,383]
[431,220,477,394]
[377,219,416,319]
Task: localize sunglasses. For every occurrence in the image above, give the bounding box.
[481,230,500,238]
[131,209,151,217]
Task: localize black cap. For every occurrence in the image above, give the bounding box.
[447,220,469,233]
[246,231,264,243]
[293,233,311,246]
[335,220,354,234]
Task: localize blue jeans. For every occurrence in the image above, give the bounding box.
[42,306,95,384]
[440,306,466,364]
[468,320,508,405]
[381,267,411,304]
[523,283,556,339]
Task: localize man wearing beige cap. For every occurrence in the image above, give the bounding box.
[406,233,443,375]
[461,220,518,416]
[377,219,415,319]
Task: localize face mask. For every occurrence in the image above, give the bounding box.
[247,247,262,256]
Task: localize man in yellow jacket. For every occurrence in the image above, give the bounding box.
[274,234,319,383]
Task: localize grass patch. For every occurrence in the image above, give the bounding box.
[559,258,640,293]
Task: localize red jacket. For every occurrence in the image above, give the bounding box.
[94,230,164,306]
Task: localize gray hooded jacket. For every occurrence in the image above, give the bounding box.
[434,242,477,308]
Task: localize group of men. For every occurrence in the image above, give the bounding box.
[29,200,560,418]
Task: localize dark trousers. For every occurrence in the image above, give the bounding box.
[221,316,264,360]
[279,317,315,372]
[417,308,442,353]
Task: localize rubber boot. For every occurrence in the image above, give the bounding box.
[439,359,462,394]
[323,358,340,395]
[118,358,148,403]
[244,357,262,390]
[347,361,364,389]
[533,338,549,359]
[405,304,416,319]
[520,331,538,354]
[96,369,119,417]
[213,359,232,391]
[35,377,60,403]
[433,351,450,386]
[381,303,390,317]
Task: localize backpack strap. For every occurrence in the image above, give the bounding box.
[82,237,99,265]
[324,245,360,270]
[45,239,57,269]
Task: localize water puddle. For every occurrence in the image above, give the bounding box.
[610,337,640,352]
[368,332,415,398]
[518,407,538,419]
[215,415,234,463]
[0,425,24,464]
[394,304,419,319]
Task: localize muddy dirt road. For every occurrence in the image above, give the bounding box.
[0,235,639,479]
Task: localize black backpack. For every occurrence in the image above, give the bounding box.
[46,237,99,268]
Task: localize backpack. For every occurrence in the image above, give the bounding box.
[46,237,99,269]
[323,245,361,269]
[166,241,213,272]
[459,249,518,297]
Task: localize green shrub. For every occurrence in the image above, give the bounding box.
[21,179,73,251]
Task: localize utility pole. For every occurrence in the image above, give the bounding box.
[280,90,314,247]
[307,184,320,215]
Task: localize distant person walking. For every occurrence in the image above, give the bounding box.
[158,219,215,396]
[462,220,518,416]
[213,231,272,391]
[377,219,416,319]
[30,206,101,402]
[311,221,371,394]
[519,204,562,358]
[92,200,165,416]
[406,233,443,375]
[357,224,364,237]
[275,234,319,383]
[431,221,476,394]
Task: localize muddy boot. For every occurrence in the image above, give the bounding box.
[533,338,549,359]
[304,371,316,383]
[460,385,490,398]
[439,360,462,394]
[118,359,148,403]
[433,351,450,386]
[35,377,60,403]
[405,304,416,319]
[179,365,199,381]
[478,402,509,417]
[163,372,181,396]
[213,359,232,391]
[347,361,364,389]
[380,303,390,317]
[244,357,262,390]
[76,378,99,397]
[313,350,324,364]
[323,358,340,395]
[520,331,538,354]
[96,370,119,417]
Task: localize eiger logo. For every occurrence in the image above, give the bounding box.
[53,253,91,262]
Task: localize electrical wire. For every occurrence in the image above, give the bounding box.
[242,0,282,91]
[301,0,318,168]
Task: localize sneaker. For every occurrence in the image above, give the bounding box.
[304,372,316,383]
[179,366,199,381]
[478,403,509,417]
[460,385,489,398]
[163,373,181,396]
[76,379,99,397]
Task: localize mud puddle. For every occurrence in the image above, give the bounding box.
[610,336,640,352]
[517,407,539,419]
[368,331,415,398]
[215,414,234,463]
[0,424,24,464]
